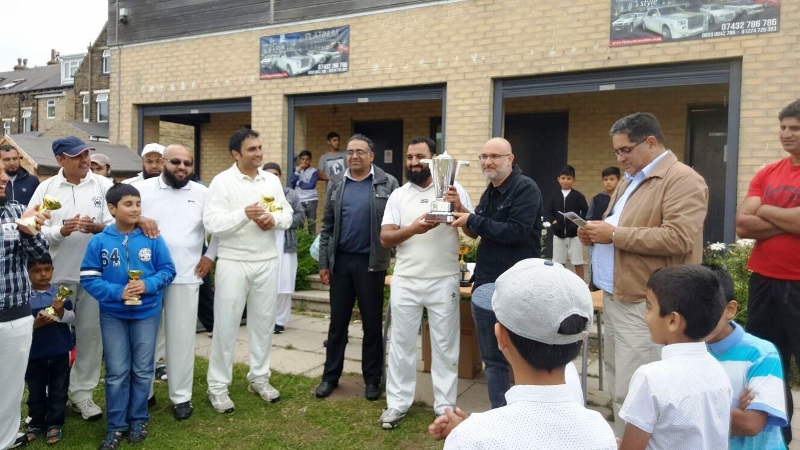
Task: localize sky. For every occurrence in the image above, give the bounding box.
[0,0,109,72]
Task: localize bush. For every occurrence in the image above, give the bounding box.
[702,239,754,325]
[295,229,317,291]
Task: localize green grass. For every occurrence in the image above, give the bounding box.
[23,358,442,449]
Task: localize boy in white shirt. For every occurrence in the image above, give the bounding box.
[619,265,732,449]
[429,258,617,449]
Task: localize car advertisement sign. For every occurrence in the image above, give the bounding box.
[610,0,780,47]
[260,25,350,79]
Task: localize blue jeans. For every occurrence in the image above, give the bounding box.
[471,299,510,409]
[25,353,71,428]
[99,313,160,432]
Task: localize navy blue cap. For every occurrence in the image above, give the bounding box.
[52,136,95,157]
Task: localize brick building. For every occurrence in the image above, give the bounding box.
[106,0,795,243]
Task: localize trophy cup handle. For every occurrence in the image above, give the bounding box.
[420,158,432,166]
[455,160,470,179]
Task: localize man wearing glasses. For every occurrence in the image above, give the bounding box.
[136,144,217,421]
[315,134,399,401]
[578,112,708,436]
[450,137,544,409]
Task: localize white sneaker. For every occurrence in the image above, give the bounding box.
[208,391,235,413]
[71,398,103,421]
[248,379,280,403]
[379,408,407,429]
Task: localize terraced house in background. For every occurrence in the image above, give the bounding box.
[107,0,791,247]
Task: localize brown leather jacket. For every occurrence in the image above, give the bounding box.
[606,151,708,302]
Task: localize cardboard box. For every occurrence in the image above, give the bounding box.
[421,302,483,379]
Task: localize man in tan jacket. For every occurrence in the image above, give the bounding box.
[578,112,708,436]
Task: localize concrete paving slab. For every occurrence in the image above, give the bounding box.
[289,314,331,334]
[270,347,324,375]
[271,328,326,353]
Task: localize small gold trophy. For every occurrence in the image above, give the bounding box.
[43,285,73,319]
[260,195,283,212]
[16,194,61,234]
[124,270,144,306]
[458,244,471,287]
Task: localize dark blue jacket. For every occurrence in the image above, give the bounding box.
[29,286,74,360]
[467,165,543,289]
[7,167,40,207]
[548,189,588,238]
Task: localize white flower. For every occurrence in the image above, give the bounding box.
[735,238,755,248]
[709,242,726,251]
[542,221,551,229]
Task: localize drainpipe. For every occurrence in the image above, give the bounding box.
[87,42,92,121]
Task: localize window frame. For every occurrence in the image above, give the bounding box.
[2,120,10,136]
[47,99,56,119]
[82,94,90,122]
[96,93,109,123]
[21,109,32,133]
[102,49,111,74]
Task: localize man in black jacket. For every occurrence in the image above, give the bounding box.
[451,137,543,408]
[1,145,39,206]
[315,134,399,401]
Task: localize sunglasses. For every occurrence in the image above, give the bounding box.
[167,158,194,167]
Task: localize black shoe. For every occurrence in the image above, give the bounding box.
[274,324,284,334]
[315,381,338,398]
[10,432,27,448]
[173,401,193,421]
[365,384,381,401]
[147,395,156,408]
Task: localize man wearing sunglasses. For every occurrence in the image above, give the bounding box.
[136,145,217,421]
[578,112,708,436]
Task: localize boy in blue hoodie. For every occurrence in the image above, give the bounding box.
[25,253,75,445]
[80,183,175,450]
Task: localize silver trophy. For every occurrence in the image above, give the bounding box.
[420,151,469,223]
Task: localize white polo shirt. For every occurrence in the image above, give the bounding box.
[137,176,216,284]
[204,164,293,262]
[619,341,732,450]
[444,384,617,450]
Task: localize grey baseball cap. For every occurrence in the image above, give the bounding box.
[492,258,593,345]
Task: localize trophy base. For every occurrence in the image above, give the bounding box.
[14,218,38,235]
[124,299,142,306]
[459,280,472,287]
[42,308,59,319]
[424,213,455,224]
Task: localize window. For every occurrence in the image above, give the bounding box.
[2,120,10,136]
[82,94,90,122]
[47,99,56,119]
[96,93,109,123]
[102,49,111,74]
[21,109,31,133]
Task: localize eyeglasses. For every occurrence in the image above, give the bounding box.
[167,158,194,167]
[613,138,648,157]
[346,150,370,157]
[478,154,512,162]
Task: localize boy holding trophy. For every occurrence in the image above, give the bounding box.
[80,184,175,449]
[24,253,75,445]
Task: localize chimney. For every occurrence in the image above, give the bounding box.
[23,59,27,68]
[47,49,59,65]
[13,58,24,71]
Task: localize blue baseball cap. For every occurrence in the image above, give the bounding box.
[52,136,95,157]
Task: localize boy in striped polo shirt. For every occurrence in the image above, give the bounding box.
[706,266,788,450]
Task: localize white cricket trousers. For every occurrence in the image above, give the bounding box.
[207,258,277,395]
[275,294,292,327]
[0,315,33,450]
[386,274,460,414]
[67,283,103,403]
[162,284,200,404]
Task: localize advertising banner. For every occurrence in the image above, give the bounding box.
[260,25,350,79]
[609,0,780,47]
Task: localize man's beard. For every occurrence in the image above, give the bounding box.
[4,168,18,177]
[406,166,431,186]
[143,170,159,180]
[162,168,191,189]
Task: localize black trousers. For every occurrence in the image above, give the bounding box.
[197,272,215,332]
[746,272,800,445]
[322,252,385,386]
[25,353,71,428]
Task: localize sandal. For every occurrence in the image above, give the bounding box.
[98,431,123,450]
[25,425,44,443]
[46,426,63,445]
[128,422,148,443]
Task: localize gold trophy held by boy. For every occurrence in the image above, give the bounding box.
[124,270,144,306]
[260,195,283,213]
[43,286,73,319]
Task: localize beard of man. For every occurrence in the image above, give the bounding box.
[406,165,431,186]
[143,168,159,180]
[162,166,191,189]
[4,167,18,177]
